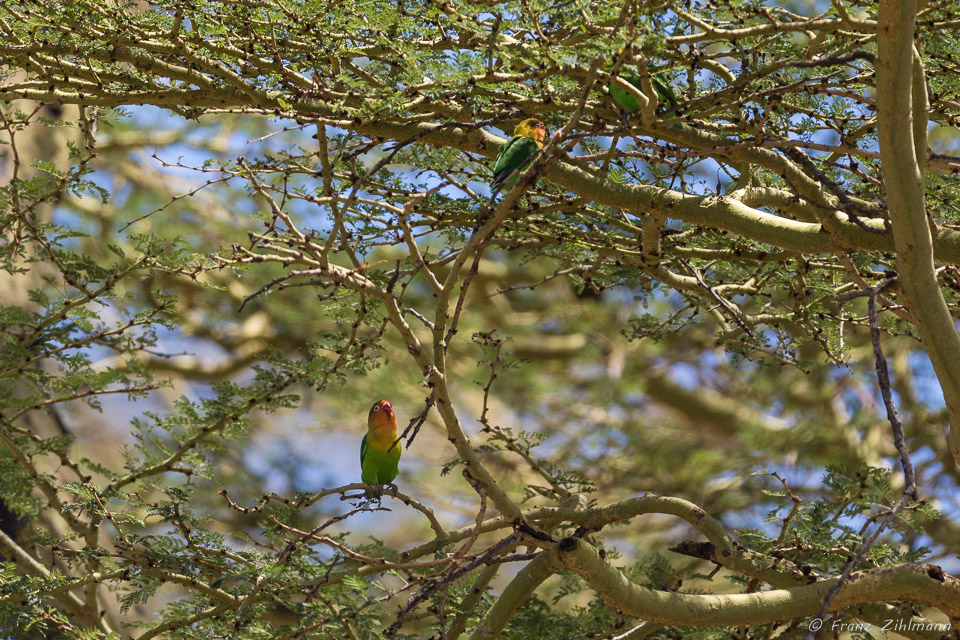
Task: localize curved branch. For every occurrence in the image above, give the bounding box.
[556,537,960,625]
[878,0,960,466]
[350,119,960,264]
[468,550,561,640]
[9,36,960,267]
[671,541,944,640]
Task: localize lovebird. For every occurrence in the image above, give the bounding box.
[490,118,549,193]
[608,65,679,116]
[360,399,401,492]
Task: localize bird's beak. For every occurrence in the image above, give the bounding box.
[381,401,393,415]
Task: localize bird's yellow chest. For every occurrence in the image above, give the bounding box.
[366,427,398,451]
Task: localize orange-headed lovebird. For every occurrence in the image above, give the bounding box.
[360,400,401,490]
[490,118,548,193]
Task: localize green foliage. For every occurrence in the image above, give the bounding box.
[0,1,958,638]
[742,465,939,579]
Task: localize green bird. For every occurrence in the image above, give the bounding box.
[607,59,678,117]
[490,118,549,193]
[360,399,401,493]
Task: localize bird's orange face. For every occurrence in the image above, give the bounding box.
[532,121,547,144]
[368,399,397,431]
[515,118,548,145]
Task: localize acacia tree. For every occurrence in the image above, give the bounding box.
[1,0,960,638]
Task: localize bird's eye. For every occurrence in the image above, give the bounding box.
[372,404,380,412]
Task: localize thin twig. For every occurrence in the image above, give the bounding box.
[678,257,755,338]
[392,392,436,452]
[810,277,917,637]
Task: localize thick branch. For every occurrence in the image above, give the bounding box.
[557,538,960,625]
[468,550,561,640]
[670,540,944,640]
[878,0,960,466]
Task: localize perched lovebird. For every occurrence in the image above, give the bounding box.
[608,65,679,117]
[490,118,549,193]
[360,399,401,493]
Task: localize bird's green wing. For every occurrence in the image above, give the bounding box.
[609,67,643,110]
[360,438,401,485]
[609,67,677,114]
[491,136,540,190]
[653,72,678,112]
